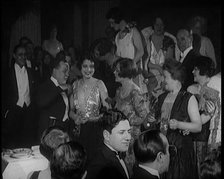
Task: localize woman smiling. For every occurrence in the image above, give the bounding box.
[69,52,110,164]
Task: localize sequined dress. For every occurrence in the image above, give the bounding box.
[72,79,103,164]
[115,86,148,173]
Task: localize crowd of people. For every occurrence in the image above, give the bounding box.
[2,6,221,179]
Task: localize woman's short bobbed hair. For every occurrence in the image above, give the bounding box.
[113,57,138,79]
[77,51,95,71]
[163,59,186,85]
[194,56,215,77]
[106,6,124,24]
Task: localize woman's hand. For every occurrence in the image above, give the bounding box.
[169,119,179,130]
[205,100,216,116]
[182,129,190,136]
[69,111,85,125]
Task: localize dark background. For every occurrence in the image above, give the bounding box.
[1,0,222,102]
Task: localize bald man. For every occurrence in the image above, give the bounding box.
[176,29,199,90]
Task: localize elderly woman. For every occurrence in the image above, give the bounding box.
[113,57,151,174]
[155,60,201,179]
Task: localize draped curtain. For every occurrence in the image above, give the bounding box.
[8,10,41,67]
[87,0,119,47]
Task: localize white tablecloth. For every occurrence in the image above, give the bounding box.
[2,146,49,179]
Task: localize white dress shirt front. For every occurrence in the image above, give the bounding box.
[15,63,30,107]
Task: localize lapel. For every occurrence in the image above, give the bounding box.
[49,79,67,108]
[102,145,129,179]
[26,66,34,94]
[11,65,18,98]
[182,49,197,68]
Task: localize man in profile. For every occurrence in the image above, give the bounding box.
[132,129,171,179]
[86,109,131,179]
[35,54,71,139]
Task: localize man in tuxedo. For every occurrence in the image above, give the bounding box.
[2,44,35,148]
[177,29,199,90]
[86,109,131,179]
[35,54,71,140]
[132,130,170,179]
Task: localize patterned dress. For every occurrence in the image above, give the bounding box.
[188,79,221,177]
[115,86,149,173]
[72,79,104,164]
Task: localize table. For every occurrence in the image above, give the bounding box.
[2,146,49,179]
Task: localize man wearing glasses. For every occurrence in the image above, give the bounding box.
[133,129,176,179]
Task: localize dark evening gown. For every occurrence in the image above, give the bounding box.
[156,90,198,179]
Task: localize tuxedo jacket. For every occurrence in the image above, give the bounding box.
[181,50,199,90]
[132,165,159,179]
[86,144,129,179]
[5,63,35,110]
[35,78,67,136]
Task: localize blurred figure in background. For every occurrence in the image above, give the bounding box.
[200,146,221,179]
[28,126,70,179]
[106,6,147,95]
[189,16,217,69]
[51,141,87,179]
[42,24,63,58]
[176,28,199,90]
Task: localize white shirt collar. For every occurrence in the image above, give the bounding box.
[15,63,25,71]
[138,164,160,178]
[180,46,193,63]
[50,76,59,87]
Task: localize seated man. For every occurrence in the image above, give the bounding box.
[132,129,171,179]
[50,141,87,179]
[28,126,70,179]
[86,109,131,179]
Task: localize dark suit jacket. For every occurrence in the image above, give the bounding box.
[132,165,159,179]
[86,144,129,179]
[181,49,199,90]
[5,63,35,111]
[35,78,67,137]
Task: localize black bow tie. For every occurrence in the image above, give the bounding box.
[114,151,126,160]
